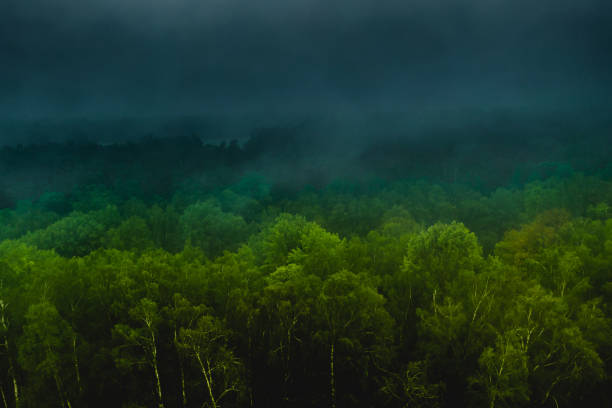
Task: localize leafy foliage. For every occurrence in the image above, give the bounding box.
[0,136,611,407]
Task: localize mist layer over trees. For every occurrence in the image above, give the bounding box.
[0,112,611,407]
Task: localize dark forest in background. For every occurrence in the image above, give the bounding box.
[0,112,612,408]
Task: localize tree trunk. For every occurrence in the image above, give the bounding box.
[175,330,187,408]
[330,342,336,408]
[281,321,294,401]
[72,335,82,395]
[6,355,19,408]
[179,361,187,408]
[0,384,8,408]
[152,356,164,408]
[196,353,217,408]
[0,305,19,408]
[152,360,164,408]
[150,333,165,408]
[53,374,71,408]
[10,372,18,408]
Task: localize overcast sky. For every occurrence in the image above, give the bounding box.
[1,0,611,119]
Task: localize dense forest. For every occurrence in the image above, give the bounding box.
[1,121,612,408]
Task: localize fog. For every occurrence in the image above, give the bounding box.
[1,0,611,130]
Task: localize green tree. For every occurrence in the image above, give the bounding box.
[113,298,165,408]
[316,270,393,408]
[163,294,207,407]
[148,205,183,253]
[21,206,120,257]
[180,201,248,257]
[380,361,442,408]
[0,261,21,408]
[475,285,605,407]
[403,222,483,297]
[178,315,243,408]
[260,264,321,402]
[18,302,77,408]
[470,331,529,408]
[104,216,154,252]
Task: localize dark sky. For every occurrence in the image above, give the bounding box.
[1,0,612,119]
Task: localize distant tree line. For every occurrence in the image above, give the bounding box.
[1,118,611,207]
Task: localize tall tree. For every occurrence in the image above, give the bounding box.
[178,315,244,408]
[316,270,393,408]
[18,302,76,408]
[114,298,165,408]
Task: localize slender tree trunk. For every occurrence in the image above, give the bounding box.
[0,384,8,408]
[48,339,68,408]
[4,354,19,408]
[179,361,187,408]
[175,330,187,408]
[10,370,18,408]
[152,360,164,408]
[149,331,164,408]
[0,306,19,408]
[72,335,82,395]
[281,321,293,401]
[330,342,336,408]
[152,350,164,408]
[53,374,71,408]
[195,353,217,408]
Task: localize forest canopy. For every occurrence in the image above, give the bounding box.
[0,125,611,408]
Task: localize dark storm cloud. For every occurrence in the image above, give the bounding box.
[0,0,611,118]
